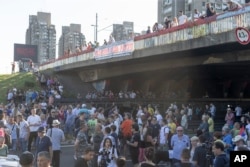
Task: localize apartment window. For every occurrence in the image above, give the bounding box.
[202,2,206,7]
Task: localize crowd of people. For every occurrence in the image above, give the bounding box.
[63,33,116,58]
[1,85,250,167]
[147,1,244,34]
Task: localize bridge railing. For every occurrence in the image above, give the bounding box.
[39,6,250,71]
[134,6,250,49]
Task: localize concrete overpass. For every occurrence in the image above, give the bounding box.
[40,7,250,98]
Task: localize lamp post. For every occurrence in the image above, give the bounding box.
[91,13,98,42]
[96,13,98,42]
[91,24,96,42]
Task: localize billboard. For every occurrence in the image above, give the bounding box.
[14,44,38,63]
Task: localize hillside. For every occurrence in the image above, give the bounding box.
[0,72,40,104]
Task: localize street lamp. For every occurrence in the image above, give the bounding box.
[91,13,98,42]
[91,24,97,42]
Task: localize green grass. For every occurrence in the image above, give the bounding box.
[0,72,40,104]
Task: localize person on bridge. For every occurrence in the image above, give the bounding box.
[226,0,242,11]
[193,9,201,21]
[205,2,216,17]
[178,10,188,25]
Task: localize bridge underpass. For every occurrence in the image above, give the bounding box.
[53,40,250,100]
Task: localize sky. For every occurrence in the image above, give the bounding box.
[0,0,157,74]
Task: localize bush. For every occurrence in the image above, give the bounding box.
[24,81,35,88]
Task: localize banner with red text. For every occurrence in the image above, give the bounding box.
[94,40,134,60]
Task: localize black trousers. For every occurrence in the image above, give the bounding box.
[28,131,37,151]
[52,150,61,167]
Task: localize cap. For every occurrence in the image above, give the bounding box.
[19,151,34,166]
[232,135,244,142]
[82,104,86,108]
[37,127,46,132]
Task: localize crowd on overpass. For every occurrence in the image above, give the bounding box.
[149,1,244,34]
[42,0,250,68]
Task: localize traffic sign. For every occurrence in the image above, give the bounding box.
[235,27,250,45]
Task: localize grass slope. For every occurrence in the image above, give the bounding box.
[0,72,40,104]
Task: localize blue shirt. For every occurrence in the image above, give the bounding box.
[223,133,233,153]
[36,135,52,154]
[65,113,75,126]
[171,134,190,160]
[6,123,18,140]
[46,128,65,150]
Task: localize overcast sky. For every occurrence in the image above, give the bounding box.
[0,0,157,74]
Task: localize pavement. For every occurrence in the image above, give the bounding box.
[61,139,75,145]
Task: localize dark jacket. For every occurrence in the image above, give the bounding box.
[214,153,229,167]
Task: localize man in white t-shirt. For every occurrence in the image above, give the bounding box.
[27,108,41,151]
[159,119,169,151]
[17,114,30,152]
[178,10,188,25]
[193,9,201,21]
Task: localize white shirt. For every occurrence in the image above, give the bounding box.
[7,92,13,100]
[156,113,163,124]
[18,120,29,139]
[187,108,193,116]
[159,125,169,145]
[235,106,242,116]
[89,107,96,115]
[194,12,201,20]
[178,15,188,25]
[27,115,41,132]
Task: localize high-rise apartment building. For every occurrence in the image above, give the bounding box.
[157,0,242,25]
[26,12,56,64]
[58,24,86,57]
[112,21,134,41]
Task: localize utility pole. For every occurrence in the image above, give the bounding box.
[96,13,98,42]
